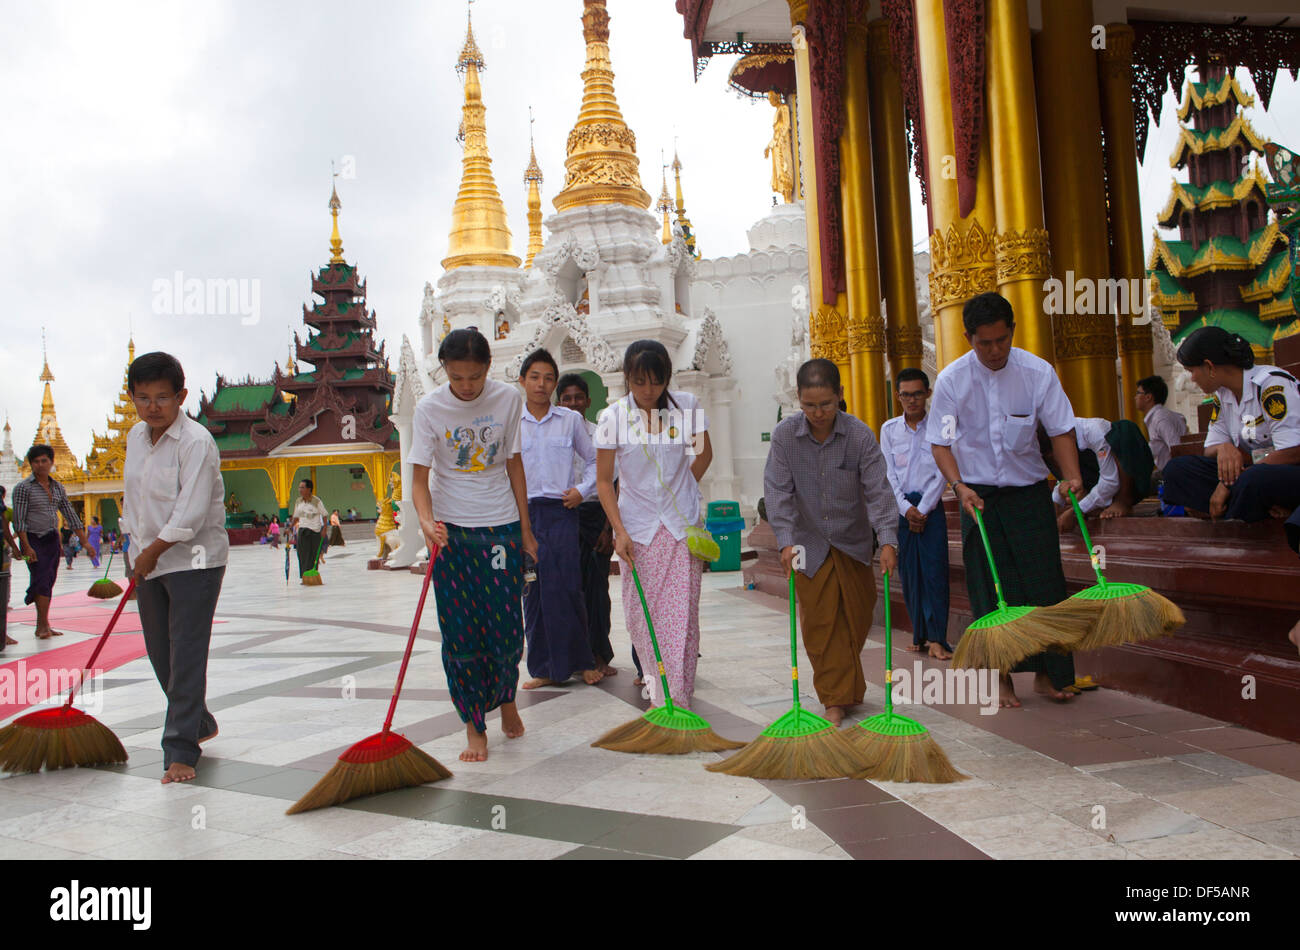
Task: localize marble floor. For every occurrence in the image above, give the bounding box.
[1,537,1298,860]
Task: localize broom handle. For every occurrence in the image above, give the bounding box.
[884,569,893,715]
[629,563,676,715]
[788,570,800,713]
[1066,489,1107,588]
[101,551,114,579]
[972,508,1010,610]
[381,542,440,735]
[66,577,137,707]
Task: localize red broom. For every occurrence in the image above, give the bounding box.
[0,580,135,771]
[287,544,452,814]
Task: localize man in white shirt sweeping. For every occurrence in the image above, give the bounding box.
[928,292,1084,707]
[121,351,229,784]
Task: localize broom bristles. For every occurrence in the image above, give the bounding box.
[844,728,965,784]
[1041,587,1185,652]
[591,716,745,754]
[286,745,452,815]
[301,571,323,587]
[0,715,128,772]
[705,727,869,779]
[87,578,124,600]
[952,608,1086,671]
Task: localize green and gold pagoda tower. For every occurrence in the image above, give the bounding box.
[1148,61,1297,360]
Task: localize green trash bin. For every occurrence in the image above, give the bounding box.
[705,501,745,572]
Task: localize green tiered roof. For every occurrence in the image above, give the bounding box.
[1173,310,1276,348]
[209,384,276,413]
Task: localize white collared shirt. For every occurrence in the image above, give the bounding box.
[1143,403,1187,471]
[927,347,1076,487]
[880,413,945,517]
[1052,417,1118,513]
[521,404,596,501]
[1204,364,1300,454]
[121,413,229,579]
[594,391,708,546]
[293,495,329,533]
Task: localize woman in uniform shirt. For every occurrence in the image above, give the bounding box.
[1162,327,1300,522]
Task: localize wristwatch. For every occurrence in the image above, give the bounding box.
[948,479,966,493]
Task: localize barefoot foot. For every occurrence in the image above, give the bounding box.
[1032,672,1075,702]
[580,668,605,685]
[903,643,926,653]
[460,725,489,762]
[161,763,196,784]
[1290,619,1300,658]
[998,673,1022,708]
[927,641,953,660]
[500,702,525,740]
[521,677,557,690]
[824,705,845,726]
[599,664,618,676]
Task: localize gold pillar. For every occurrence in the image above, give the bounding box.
[867,18,921,416]
[1034,0,1119,419]
[986,0,1054,363]
[842,10,888,431]
[1100,23,1154,423]
[915,0,998,369]
[789,3,850,408]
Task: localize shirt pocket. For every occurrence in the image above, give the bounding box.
[1004,414,1037,453]
[893,451,910,469]
[150,465,180,503]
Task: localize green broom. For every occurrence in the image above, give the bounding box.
[87,552,122,599]
[844,570,964,783]
[951,507,1086,671]
[592,562,744,755]
[1038,489,1185,651]
[302,531,323,586]
[706,570,869,778]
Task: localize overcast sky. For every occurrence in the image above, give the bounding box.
[1,0,1296,464]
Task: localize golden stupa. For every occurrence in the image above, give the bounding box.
[442,8,521,270]
[524,117,545,268]
[552,0,652,212]
[20,334,83,482]
[82,336,141,482]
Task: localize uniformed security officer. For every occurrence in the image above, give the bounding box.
[1163,326,1300,521]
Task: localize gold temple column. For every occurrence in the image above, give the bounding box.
[842,10,889,431]
[867,18,921,414]
[986,0,1054,362]
[788,2,850,408]
[915,0,998,369]
[1033,0,1119,419]
[1100,23,1154,423]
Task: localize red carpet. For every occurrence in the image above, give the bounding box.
[0,634,148,721]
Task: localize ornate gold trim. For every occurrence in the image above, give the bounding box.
[929,219,997,310]
[994,227,1052,283]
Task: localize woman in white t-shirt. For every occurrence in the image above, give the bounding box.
[595,340,713,710]
[409,329,538,763]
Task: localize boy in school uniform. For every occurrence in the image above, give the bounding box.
[518,350,602,688]
[121,351,229,784]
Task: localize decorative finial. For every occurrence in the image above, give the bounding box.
[458,0,485,73]
[328,165,345,264]
[524,105,543,183]
[40,327,54,382]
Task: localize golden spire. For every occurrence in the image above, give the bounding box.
[524,107,545,268]
[672,147,698,256]
[22,337,82,479]
[657,157,674,244]
[553,0,651,212]
[328,176,345,264]
[443,4,521,270]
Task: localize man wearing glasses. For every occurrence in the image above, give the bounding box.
[764,359,898,726]
[880,369,953,659]
[121,351,228,784]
